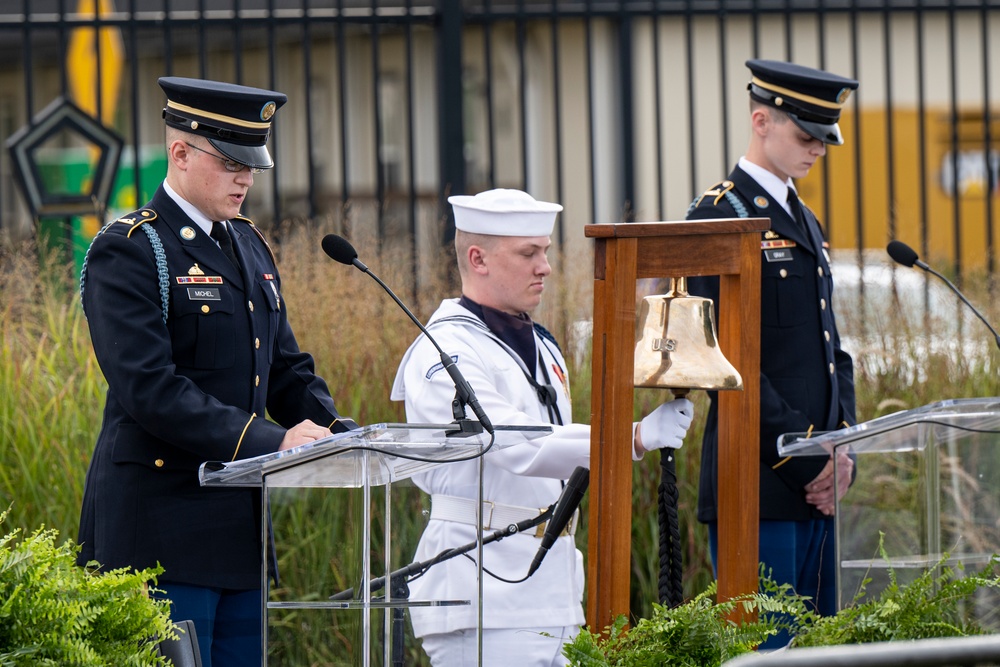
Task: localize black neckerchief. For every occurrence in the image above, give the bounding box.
[458,295,536,373]
[457,296,563,424]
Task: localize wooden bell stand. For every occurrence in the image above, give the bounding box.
[584,218,768,633]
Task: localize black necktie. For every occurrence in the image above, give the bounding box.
[211,221,240,271]
[787,189,806,228]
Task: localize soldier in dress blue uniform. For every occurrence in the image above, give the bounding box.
[76,77,358,666]
[686,60,859,647]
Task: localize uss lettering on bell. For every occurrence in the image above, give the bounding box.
[633,277,743,397]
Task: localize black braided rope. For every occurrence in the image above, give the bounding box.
[657,449,684,607]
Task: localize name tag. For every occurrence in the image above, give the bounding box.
[187,287,221,300]
[764,248,794,262]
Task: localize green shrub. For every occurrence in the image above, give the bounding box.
[563,576,810,666]
[0,507,176,666]
[792,538,1000,647]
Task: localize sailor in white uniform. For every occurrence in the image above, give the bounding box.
[391,188,694,666]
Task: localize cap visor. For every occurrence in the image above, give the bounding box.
[208,139,274,170]
[790,116,844,145]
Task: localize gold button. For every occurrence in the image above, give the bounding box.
[255,375,260,386]
[249,301,254,312]
[255,338,260,349]
[825,330,831,342]
[154,459,164,467]
[201,304,210,313]
[820,298,827,310]
[818,266,824,277]
[829,363,835,374]
[779,269,788,278]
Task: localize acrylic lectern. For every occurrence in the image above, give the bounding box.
[584,218,768,632]
[199,422,550,666]
[778,397,1000,625]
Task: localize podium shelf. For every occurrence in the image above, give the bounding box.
[198,422,552,488]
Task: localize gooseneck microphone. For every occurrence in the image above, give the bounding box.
[527,466,589,577]
[321,234,494,434]
[886,240,1000,351]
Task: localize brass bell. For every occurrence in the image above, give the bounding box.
[633,277,743,393]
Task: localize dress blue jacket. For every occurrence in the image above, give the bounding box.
[77,185,353,588]
[686,166,856,523]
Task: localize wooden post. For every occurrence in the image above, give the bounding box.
[584,219,767,633]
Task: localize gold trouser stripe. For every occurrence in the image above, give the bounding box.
[752,77,846,110]
[167,100,271,130]
[232,413,257,461]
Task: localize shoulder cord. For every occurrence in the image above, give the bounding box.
[140,225,170,324]
[79,220,116,316]
[78,222,170,324]
[685,190,749,218]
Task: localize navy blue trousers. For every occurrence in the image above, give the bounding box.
[154,581,263,666]
[709,518,837,650]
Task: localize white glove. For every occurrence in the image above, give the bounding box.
[635,398,694,453]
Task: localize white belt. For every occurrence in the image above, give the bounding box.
[429,494,577,538]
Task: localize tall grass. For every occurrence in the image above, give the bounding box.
[3,225,1000,664]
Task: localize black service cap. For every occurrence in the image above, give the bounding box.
[746,59,859,145]
[159,76,287,170]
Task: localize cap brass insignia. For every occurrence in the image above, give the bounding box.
[189,263,205,276]
[754,196,769,208]
[261,101,277,121]
[180,226,196,240]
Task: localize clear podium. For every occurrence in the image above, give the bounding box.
[778,397,1000,624]
[199,422,551,666]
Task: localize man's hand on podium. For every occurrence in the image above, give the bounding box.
[804,451,854,516]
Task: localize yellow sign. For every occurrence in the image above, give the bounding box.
[67,0,124,126]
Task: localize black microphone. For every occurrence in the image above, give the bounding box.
[886,240,1000,351]
[321,234,494,434]
[527,466,589,577]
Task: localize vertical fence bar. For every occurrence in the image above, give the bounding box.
[916,1,930,265]
[234,0,243,83]
[371,0,385,241]
[718,7,730,172]
[584,0,596,220]
[404,0,418,296]
[516,0,528,187]
[303,1,318,219]
[268,0,281,224]
[337,0,351,227]
[947,3,961,284]
[164,0,174,74]
[849,6,864,274]
[550,0,565,244]
[684,1,696,204]
[484,0,497,188]
[883,7,897,245]
[437,0,464,240]
[128,0,141,207]
[651,4,664,219]
[618,1,634,221]
[198,0,207,79]
[980,3,994,279]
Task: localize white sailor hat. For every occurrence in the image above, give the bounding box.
[449,188,563,236]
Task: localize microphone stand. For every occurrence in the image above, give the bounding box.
[328,507,554,667]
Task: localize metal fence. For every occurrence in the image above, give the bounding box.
[1,0,999,281]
